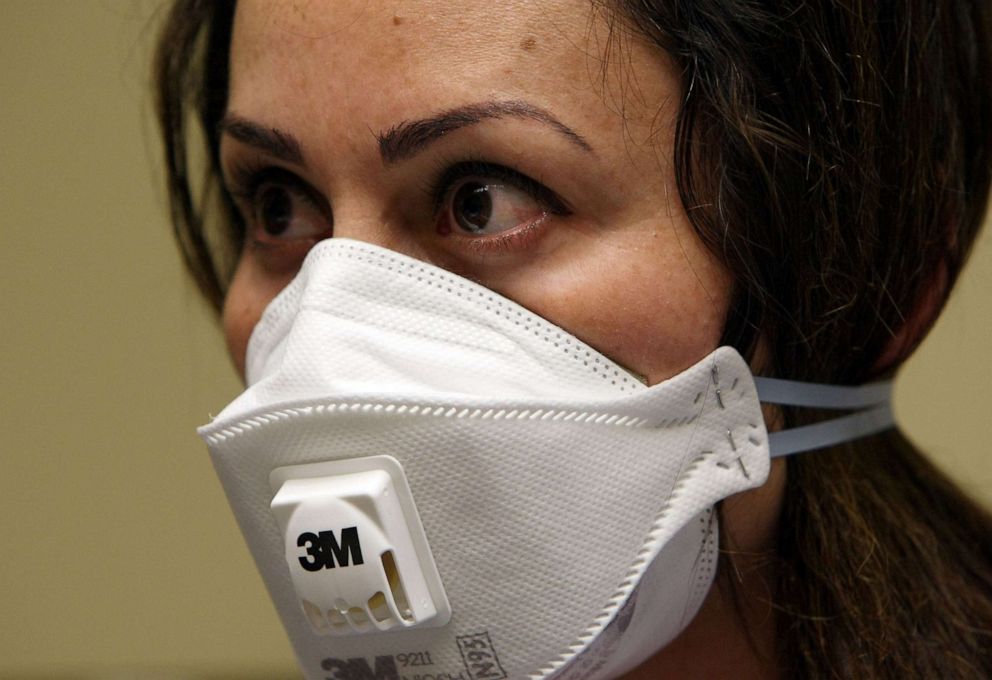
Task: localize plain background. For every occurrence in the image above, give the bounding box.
[1,2,989,677]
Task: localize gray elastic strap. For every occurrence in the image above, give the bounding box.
[767,403,894,457]
[753,376,892,409]
[753,377,895,457]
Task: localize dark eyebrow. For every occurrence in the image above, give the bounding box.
[218,114,305,166]
[376,100,593,163]
[218,101,592,168]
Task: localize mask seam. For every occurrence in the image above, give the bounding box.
[200,401,709,444]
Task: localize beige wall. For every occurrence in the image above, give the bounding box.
[0,2,989,677]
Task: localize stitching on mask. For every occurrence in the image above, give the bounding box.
[200,400,683,444]
[684,510,718,624]
[306,242,637,394]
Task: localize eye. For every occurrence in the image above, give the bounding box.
[433,162,569,245]
[251,182,329,243]
[444,178,545,236]
[227,165,332,247]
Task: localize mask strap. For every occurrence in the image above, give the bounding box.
[753,377,895,457]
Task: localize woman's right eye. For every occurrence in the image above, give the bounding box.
[229,166,332,247]
[251,182,330,243]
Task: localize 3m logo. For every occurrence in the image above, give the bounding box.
[297,527,364,571]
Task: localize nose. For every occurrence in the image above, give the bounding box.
[325,207,438,270]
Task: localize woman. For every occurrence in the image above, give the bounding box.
[155,0,992,677]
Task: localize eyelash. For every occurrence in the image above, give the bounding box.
[225,160,326,214]
[423,157,569,217]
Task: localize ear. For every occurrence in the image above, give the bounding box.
[872,258,949,373]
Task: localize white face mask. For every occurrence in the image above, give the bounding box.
[200,239,892,680]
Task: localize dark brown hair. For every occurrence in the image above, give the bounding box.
[154,1,992,676]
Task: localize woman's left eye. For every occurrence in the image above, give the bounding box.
[443,179,545,236]
[434,163,569,243]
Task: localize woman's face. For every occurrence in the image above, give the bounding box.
[220,5,786,661]
[221,0,731,385]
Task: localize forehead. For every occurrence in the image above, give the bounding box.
[228,0,676,141]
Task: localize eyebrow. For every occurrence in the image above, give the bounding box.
[218,115,305,165]
[218,99,592,167]
[376,100,593,162]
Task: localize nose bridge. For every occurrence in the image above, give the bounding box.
[329,204,433,265]
[330,209,390,247]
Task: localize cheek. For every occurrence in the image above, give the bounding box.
[555,272,727,384]
[608,256,731,384]
[221,293,254,381]
[222,255,297,380]
[483,231,733,386]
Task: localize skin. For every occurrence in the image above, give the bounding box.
[221,1,786,677]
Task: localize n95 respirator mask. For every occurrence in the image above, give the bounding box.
[199,238,893,680]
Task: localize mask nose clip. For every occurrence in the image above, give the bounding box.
[269,455,451,636]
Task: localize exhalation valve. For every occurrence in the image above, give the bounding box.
[269,456,451,635]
